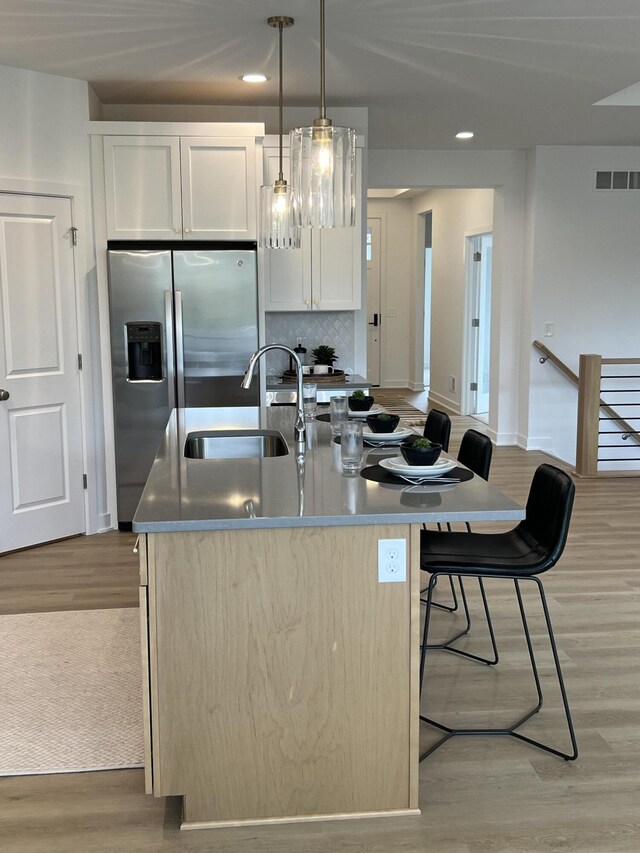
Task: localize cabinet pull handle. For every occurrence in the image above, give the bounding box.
[174,227,181,233]
[305,299,310,305]
[184,227,191,233]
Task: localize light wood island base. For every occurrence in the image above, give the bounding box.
[139,524,421,828]
[180,807,421,831]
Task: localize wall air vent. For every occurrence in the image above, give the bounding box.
[594,171,640,190]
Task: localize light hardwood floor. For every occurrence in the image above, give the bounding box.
[1,430,639,852]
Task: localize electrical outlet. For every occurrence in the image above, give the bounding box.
[449,375,456,392]
[378,539,407,583]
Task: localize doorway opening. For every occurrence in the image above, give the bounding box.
[366,187,494,420]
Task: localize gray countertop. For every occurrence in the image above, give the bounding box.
[133,407,524,532]
[266,372,369,391]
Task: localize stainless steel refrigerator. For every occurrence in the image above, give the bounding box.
[108,247,258,527]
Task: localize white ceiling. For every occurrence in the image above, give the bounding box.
[2,0,640,150]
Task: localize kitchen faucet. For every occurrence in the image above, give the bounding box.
[241,345,306,447]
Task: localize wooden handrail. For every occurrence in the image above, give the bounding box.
[532,340,640,446]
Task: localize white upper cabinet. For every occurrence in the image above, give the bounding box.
[104,136,182,240]
[180,137,256,240]
[261,146,363,312]
[103,135,257,241]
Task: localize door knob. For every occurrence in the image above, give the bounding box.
[0,389,9,401]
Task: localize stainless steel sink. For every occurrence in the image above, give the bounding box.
[184,429,289,459]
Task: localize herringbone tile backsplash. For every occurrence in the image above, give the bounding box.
[264,312,356,375]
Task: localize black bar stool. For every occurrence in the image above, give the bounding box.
[419,463,578,763]
[426,430,496,666]
[423,408,451,452]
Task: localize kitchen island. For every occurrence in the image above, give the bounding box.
[133,407,524,830]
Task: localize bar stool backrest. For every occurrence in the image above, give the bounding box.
[517,464,575,573]
[424,409,451,453]
[457,429,492,480]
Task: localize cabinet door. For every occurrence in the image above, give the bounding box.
[104,136,182,240]
[261,147,312,311]
[312,149,363,311]
[181,138,257,240]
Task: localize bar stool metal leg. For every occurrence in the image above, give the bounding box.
[421,576,499,666]
[419,572,578,763]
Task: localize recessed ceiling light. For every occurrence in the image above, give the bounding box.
[456,131,475,140]
[241,73,268,84]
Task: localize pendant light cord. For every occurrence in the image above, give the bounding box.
[319,0,326,121]
[278,21,284,182]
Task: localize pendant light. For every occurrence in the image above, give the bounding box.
[259,15,300,250]
[290,0,356,229]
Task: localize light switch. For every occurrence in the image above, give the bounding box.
[544,322,554,337]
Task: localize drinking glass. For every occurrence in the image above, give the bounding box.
[302,383,318,420]
[340,421,364,471]
[330,395,349,435]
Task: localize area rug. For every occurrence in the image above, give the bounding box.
[0,608,143,776]
[372,391,427,424]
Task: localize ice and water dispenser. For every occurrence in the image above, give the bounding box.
[126,322,163,381]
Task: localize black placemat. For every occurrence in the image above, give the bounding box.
[360,464,473,486]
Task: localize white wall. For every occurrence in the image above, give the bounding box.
[0,65,90,185]
[525,145,640,463]
[102,104,369,138]
[0,65,108,533]
[409,188,494,414]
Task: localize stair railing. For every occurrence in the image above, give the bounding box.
[533,341,640,477]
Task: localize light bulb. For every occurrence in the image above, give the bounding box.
[274,192,288,213]
[314,140,332,176]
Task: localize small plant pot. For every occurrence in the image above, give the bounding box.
[348,394,374,412]
[365,413,400,433]
[313,365,331,375]
[400,441,442,466]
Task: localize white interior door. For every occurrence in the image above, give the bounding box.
[466,232,493,417]
[366,218,382,386]
[0,193,85,553]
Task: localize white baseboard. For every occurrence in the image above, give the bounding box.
[428,389,460,416]
[380,380,410,389]
[494,431,518,446]
[408,380,425,392]
[523,435,553,452]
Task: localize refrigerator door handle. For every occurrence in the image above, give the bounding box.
[175,289,186,408]
[164,291,176,411]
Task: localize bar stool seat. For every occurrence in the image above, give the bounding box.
[419,463,578,763]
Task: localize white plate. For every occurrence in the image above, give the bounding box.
[380,457,457,477]
[348,404,384,418]
[362,426,414,442]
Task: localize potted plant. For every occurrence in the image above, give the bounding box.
[311,345,337,375]
[400,436,442,466]
[365,412,400,433]
[348,388,374,411]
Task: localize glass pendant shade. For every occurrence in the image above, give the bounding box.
[290,124,356,228]
[259,182,300,249]
[259,15,299,249]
